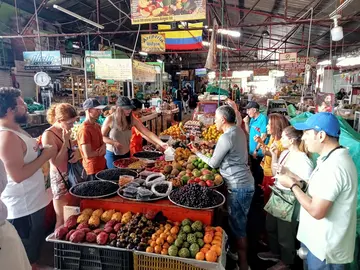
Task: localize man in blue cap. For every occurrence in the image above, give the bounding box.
[278,112,357,270]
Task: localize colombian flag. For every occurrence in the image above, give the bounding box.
[158,22,203,50]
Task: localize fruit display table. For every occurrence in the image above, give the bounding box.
[80,197,215,226]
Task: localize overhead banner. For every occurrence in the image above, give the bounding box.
[253,68,269,76]
[279,52,297,65]
[95,59,132,81]
[85,51,112,72]
[141,34,165,53]
[132,60,157,82]
[131,0,206,25]
[23,51,61,70]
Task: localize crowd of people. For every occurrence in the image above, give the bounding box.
[0,86,358,270]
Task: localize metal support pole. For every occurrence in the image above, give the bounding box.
[21,0,47,35]
[96,0,101,25]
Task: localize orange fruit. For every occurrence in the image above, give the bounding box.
[205,226,213,232]
[170,226,179,235]
[211,240,222,246]
[167,235,175,244]
[174,221,180,226]
[215,226,223,233]
[204,244,211,249]
[156,238,164,246]
[165,224,172,230]
[160,233,167,239]
[195,252,205,260]
[211,245,222,256]
[151,234,157,241]
[205,250,218,262]
[171,234,177,240]
[200,248,209,254]
[213,236,222,242]
[148,239,152,244]
[161,248,168,255]
[154,245,162,254]
[163,242,170,249]
[150,241,156,247]
[204,234,213,244]
[215,232,223,237]
[146,246,154,253]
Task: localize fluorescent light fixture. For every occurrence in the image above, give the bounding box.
[208,28,241,38]
[157,59,163,63]
[318,60,331,66]
[72,44,80,49]
[337,56,360,67]
[208,71,216,79]
[139,51,148,56]
[53,4,104,29]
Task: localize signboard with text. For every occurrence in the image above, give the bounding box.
[23,51,61,70]
[132,60,157,82]
[85,51,112,72]
[141,34,165,53]
[95,59,132,81]
[279,52,297,65]
[131,0,206,24]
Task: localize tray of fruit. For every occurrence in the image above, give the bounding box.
[134,151,164,160]
[113,158,146,171]
[69,180,119,199]
[168,185,225,210]
[96,168,139,182]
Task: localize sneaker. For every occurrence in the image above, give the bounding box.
[227,249,239,261]
[257,252,280,262]
[267,261,290,270]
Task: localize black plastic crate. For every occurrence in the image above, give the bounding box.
[54,242,133,270]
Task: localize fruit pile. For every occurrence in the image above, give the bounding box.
[164,155,223,188]
[169,185,224,208]
[160,123,186,139]
[202,124,223,142]
[146,218,223,263]
[174,147,192,162]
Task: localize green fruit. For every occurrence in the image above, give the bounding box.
[168,245,178,256]
[181,176,190,183]
[198,163,204,169]
[182,241,190,248]
[193,161,198,167]
[178,248,190,258]
[193,170,201,177]
[174,239,183,248]
[197,239,205,248]
[212,168,217,174]
[183,225,192,234]
[181,218,192,227]
[195,232,204,239]
[204,174,215,181]
[204,164,209,169]
[191,221,203,232]
[178,232,187,241]
[189,243,200,258]
[187,233,197,244]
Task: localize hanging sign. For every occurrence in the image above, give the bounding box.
[94,59,132,81]
[23,51,61,70]
[85,51,112,72]
[132,60,157,82]
[279,52,297,65]
[253,68,269,76]
[130,0,206,25]
[141,34,165,53]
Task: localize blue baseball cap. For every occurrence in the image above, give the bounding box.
[293,112,340,137]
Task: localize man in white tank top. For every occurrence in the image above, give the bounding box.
[0,87,55,269]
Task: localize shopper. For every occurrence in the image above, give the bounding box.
[0,87,55,268]
[77,99,107,179]
[190,105,254,270]
[0,159,31,270]
[102,96,168,168]
[279,112,357,270]
[259,113,289,204]
[258,126,314,270]
[172,87,182,120]
[130,99,159,156]
[182,87,190,114]
[243,101,268,198]
[42,103,80,228]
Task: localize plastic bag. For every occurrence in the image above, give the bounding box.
[151,181,173,197]
[164,147,175,161]
[145,173,165,187]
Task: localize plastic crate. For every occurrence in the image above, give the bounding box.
[133,252,225,270]
[54,242,133,270]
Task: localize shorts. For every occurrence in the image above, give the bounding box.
[0,221,31,270]
[8,207,46,264]
[227,186,254,238]
[50,170,69,199]
[105,150,130,169]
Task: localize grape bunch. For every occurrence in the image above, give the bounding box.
[170,185,223,208]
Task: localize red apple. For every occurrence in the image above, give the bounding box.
[206,180,214,187]
[194,177,201,183]
[186,172,193,177]
[188,180,196,184]
[198,181,206,187]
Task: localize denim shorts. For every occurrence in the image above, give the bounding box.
[227,186,254,238]
[105,150,130,169]
[302,244,347,270]
[8,207,46,264]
